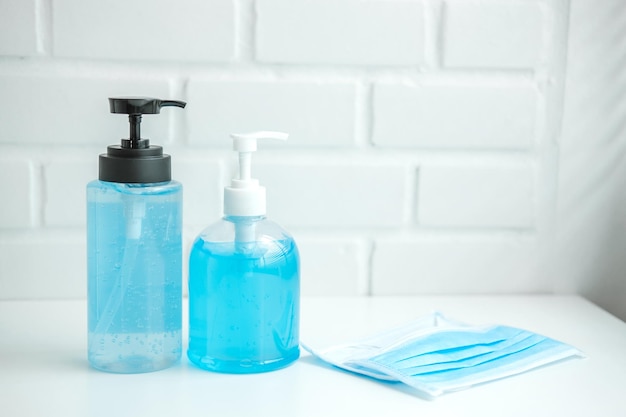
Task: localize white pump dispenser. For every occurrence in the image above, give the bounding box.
[224,131,288,217]
[188,130,301,373]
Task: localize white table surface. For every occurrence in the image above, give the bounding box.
[1,295,625,417]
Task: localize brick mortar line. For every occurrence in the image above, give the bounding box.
[0,228,538,241]
[234,0,256,63]
[34,0,52,56]
[354,81,373,148]
[0,55,546,84]
[0,145,540,165]
[423,0,443,70]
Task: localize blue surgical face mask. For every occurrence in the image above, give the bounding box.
[302,312,583,398]
[368,328,542,373]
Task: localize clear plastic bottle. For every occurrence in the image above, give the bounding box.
[188,215,300,372]
[188,132,300,373]
[87,97,186,373]
[87,180,182,372]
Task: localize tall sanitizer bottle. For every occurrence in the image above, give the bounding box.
[87,97,186,373]
[188,131,300,373]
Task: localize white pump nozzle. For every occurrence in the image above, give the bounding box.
[230,131,289,153]
[224,131,288,218]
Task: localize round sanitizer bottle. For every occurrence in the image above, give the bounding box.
[188,131,301,373]
[87,97,186,373]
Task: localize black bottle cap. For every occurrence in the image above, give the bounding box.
[99,97,186,184]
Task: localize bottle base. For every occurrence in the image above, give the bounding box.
[89,355,180,374]
[187,347,300,374]
[88,330,181,374]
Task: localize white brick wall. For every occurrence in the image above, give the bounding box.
[0,0,38,56]
[44,158,95,227]
[52,0,236,62]
[442,1,545,69]
[0,159,35,228]
[256,0,425,66]
[0,75,170,144]
[258,162,408,228]
[372,236,541,294]
[298,238,369,296]
[373,83,538,149]
[0,0,580,306]
[173,156,224,228]
[417,163,534,228]
[187,80,357,147]
[0,234,85,298]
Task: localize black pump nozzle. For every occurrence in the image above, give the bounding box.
[100,97,187,184]
[109,97,186,149]
[109,97,187,115]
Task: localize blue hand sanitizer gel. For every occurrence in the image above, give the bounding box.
[87,97,186,373]
[188,131,300,373]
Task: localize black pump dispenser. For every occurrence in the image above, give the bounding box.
[99,97,186,184]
